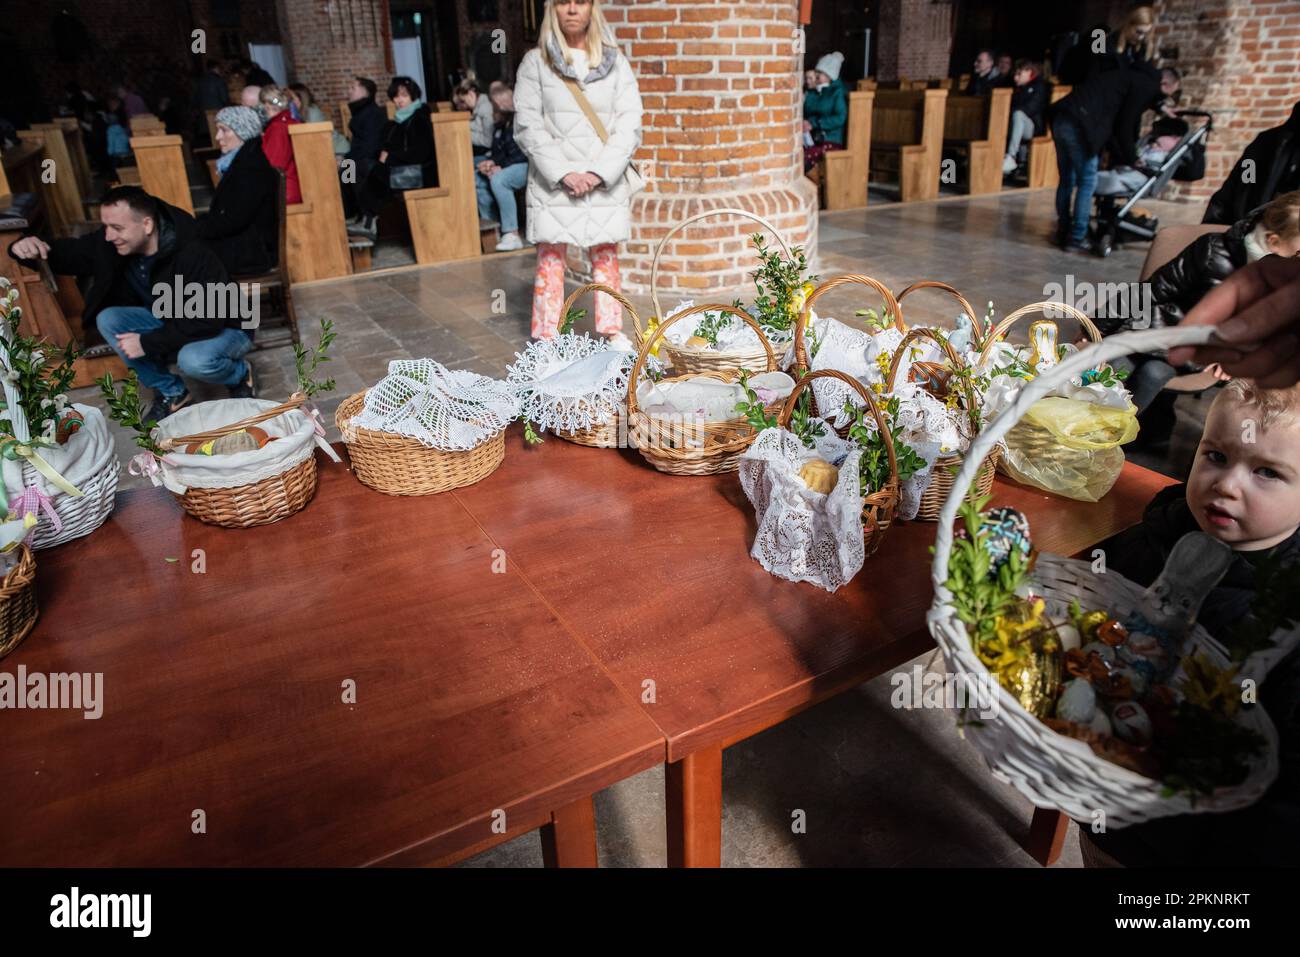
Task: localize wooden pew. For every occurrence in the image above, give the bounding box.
[943,87,1012,195]
[206,109,221,146]
[870,88,946,202]
[129,114,167,137]
[404,111,480,264]
[16,127,82,234]
[822,89,873,211]
[1028,84,1072,189]
[284,121,351,283]
[435,100,452,113]
[857,78,878,92]
[129,135,193,215]
[51,118,93,205]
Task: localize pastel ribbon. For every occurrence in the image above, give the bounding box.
[129,451,187,495]
[302,402,342,463]
[8,485,62,536]
[0,435,84,498]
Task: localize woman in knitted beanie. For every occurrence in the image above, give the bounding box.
[198,105,280,275]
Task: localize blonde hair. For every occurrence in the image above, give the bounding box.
[1219,378,1300,428]
[1260,190,1300,243]
[538,0,612,66]
[259,85,291,111]
[1117,6,1157,62]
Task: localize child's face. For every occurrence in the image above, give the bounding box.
[1187,395,1300,550]
[1265,231,1300,258]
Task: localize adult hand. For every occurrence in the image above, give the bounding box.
[802,120,813,133]
[116,332,145,359]
[1204,363,1232,382]
[378,150,389,163]
[486,162,503,178]
[10,236,50,260]
[561,172,589,197]
[1168,256,1300,388]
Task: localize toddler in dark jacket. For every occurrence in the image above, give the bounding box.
[1084,378,1300,866]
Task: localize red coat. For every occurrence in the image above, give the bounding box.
[261,110,303,204]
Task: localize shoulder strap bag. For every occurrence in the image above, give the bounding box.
[558,73,645,195]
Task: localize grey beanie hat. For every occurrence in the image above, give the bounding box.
[215,105,263,142]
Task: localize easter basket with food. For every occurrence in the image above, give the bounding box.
[930,324,1299,826]
[791,275,996,522]
[644,208,816,376]
[0,277,119,550]
[508,283,639,449]
[628,304,795,476]
[337,357,517,496]
[978,303,1136,503]
[103,324,341,528]
[737,369,905,590]
[0,543,37,660]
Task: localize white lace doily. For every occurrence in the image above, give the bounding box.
[660,299,796,353]
[738,425,865,593]
[507,333,635,433]
[352,358,518,451]
[635,371,795,421]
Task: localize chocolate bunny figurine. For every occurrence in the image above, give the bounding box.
[1119,531,1234,682]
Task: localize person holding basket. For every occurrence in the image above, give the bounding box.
[513,0,644,343]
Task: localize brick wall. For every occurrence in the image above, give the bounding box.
[1154,0,1300,205]
[876,0,955,83]
[276,0,392,113]
[603,0,818,300]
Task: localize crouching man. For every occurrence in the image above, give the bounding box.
[7,185,256,423]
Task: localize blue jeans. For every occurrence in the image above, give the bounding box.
[1052,114,1099,243]
[475,162,529,235]
[97,306,252,397]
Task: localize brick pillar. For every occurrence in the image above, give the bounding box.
[1154,0,1300,205]
[875,0,955,83]
[277,0,392,110]
[603,0,818,303]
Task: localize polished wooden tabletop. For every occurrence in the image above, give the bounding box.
[455,429,1177,761]
[0,450,664,866]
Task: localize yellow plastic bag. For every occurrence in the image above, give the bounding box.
[1000,396,1139,502]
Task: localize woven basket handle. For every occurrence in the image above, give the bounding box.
[626,303,775,417]
[793,274,906,371]
[930,324,1218,595]
[776,369,898,493]
[647,207,792,333]
[884,326,983,436]
[976,300,1103,370]
[896,281,986,351]
[158,392,309,451]
[560,282,642,332]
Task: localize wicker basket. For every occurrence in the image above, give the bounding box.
[155,395,323,528]
[336,390,505,495]
[644,207,795,375]
[885,326,997,521]
[894,280,987,351]
[548,282,636,448]
[792,273,905,372]
[628,303,782,475]
[0,544,37,660]
[929,323,1292,827]
[23,452,120,551]
[776,370,899,556]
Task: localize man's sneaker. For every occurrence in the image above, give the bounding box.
[347,215,377,238]
[1064,237,1094,254]
[228,362,256,400]
[1002,154,1017,175]
[144,389,192,425]
[496,231,524,251]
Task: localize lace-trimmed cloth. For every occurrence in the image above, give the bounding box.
[351,358,519,451]
[738,424,865,593]
[659,300,796,352]
[507,333,635,433]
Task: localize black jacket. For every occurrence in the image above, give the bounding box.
[8,202,235,359]
[346,96,386,165]
[489,115,527,169]
[1203,101,1300,226]
[197,136,277,275]
[1096,215,1254,336]
[1088,484,1300,866]
[1054,53,1161,163]
[966,70,1011,96]
[1011,79,1050,135]
[380,106,437,185]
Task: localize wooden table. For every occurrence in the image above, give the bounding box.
[452,430,1176,866]
[0,450,664,866]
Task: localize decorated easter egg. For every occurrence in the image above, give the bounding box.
[1056,678,1097,724]
[1089,709,1113,737]
[955,506,1033,577]
[1110,700,1153,745]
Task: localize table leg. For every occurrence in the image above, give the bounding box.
[666,745,723,868]
[1027,807,1069,866]
[539,795,599,868]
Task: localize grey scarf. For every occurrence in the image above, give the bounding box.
[545,35,618,84]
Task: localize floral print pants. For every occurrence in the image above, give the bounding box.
[531,243,622,339]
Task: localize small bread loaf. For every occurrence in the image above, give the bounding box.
[798,458,838,493]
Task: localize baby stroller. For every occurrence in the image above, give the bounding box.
[1092,110,1213,257]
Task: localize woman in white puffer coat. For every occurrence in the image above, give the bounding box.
[514,0,643,342]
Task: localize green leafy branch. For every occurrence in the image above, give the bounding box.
[558,307,585,336]
[844,395,925,497]
[293,319,337,398]
[97,370,164,455]
[733,368,778,433]
[749,233,818,334]
[854,307,897,334]
[940,491,1029,647]
[0,285,80,441]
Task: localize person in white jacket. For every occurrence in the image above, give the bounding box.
[513,0,643,342]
